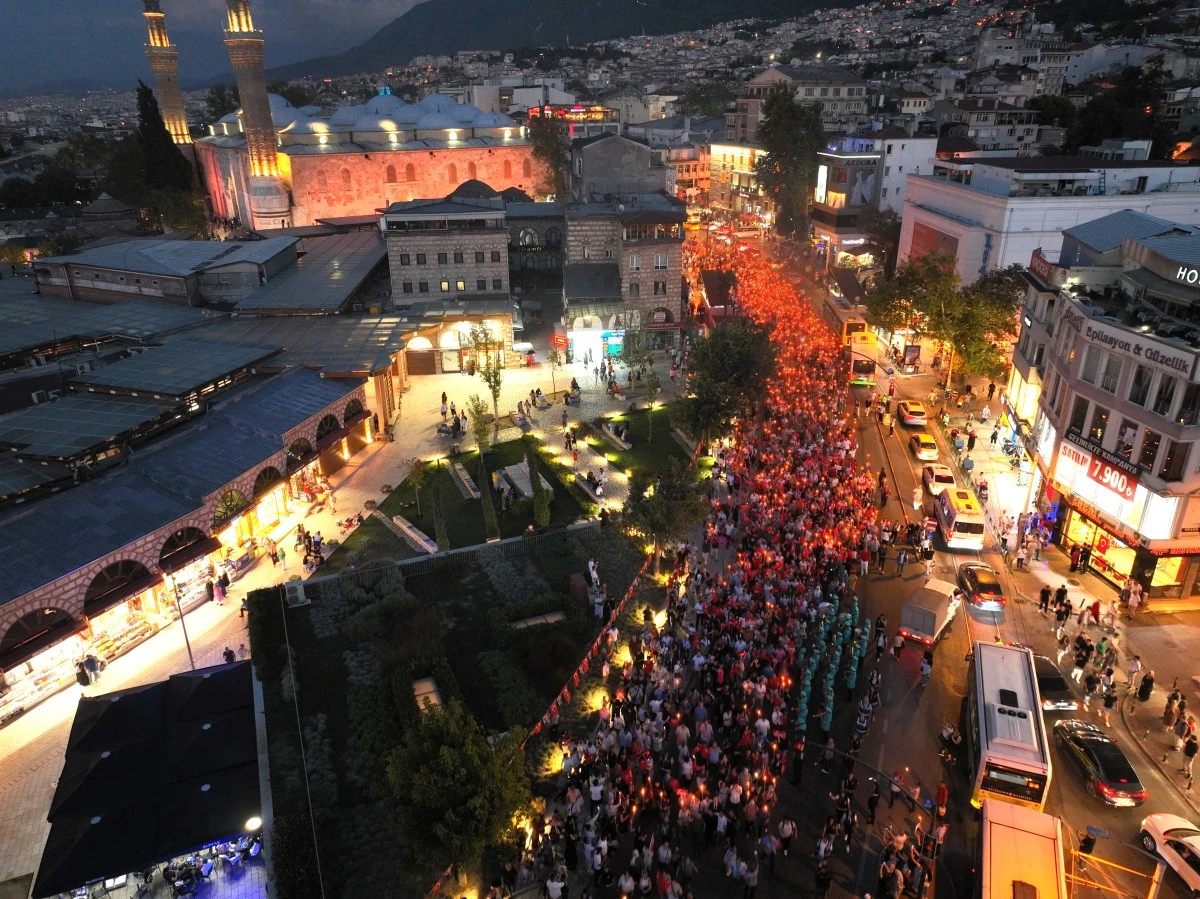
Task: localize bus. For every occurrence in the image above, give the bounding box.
[934,488,986,552]
[848,331,877,386]
[978,801,1067,899]
[962,642,1052,811]
[823,297,869,345]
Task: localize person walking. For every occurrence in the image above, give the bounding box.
[1015,544,1027,571]
[1184,733,1199,778]
[990,426,1000,446]
[892,631,905,660]
[866,781,881,824]
[888,770,905,808]
[912,486,922,511]
[1137,670,1156,706]
[1038,585,1052,615]
[920,656,932,687]
[778,816,796,857]
[1101,687,1118,727]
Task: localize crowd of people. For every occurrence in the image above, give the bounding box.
[487,245,946,899]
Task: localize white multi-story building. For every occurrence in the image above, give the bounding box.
[1008,211,1200,603]
[897,155,1200,283]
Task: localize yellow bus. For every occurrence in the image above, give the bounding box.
[822,297,869,345]
[978,800,1067,899]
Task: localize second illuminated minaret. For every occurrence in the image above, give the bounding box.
[142,0,193,156]
[222,0,290,228]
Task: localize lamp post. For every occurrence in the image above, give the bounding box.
[158,567,196,671]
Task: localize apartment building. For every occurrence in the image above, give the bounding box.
[725,64,869,141]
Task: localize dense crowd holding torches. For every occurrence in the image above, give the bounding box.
[498,242,932,899]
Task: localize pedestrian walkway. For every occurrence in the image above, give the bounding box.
[0,354,680,889]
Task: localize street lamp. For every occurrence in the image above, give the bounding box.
[157,566,196,671]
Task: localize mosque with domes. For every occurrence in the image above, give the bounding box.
[141,1,544,230]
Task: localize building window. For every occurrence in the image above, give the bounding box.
[629,255,642,272]
[493,279,502,290]
[1154,374,1178,418]
[504,160,513,179]
[1138,428,1162,471]
[653,281,668,296]
[1099,355,1122,394]
[386,164,397,183]
[454,251,464,264]
[1128,364,1152,406]
[437,252,448,264]
[317,171,327,190]
[629,281,641,298]
[1115,419,1137,459]
[399,253,411,266]
[467,162,477,180]
[475,251,485,263]
[583,247,592,260]
[440,280,450,292]
[1178,382,1200,426]
[653,253,668,270]
[1079,347,1100,384]
[405,164,415,181]
[545,227,562,248]
[523,158,532,179]
[884,166,891,177]
[604,248,613,258]
[1067,396,1089,434]
[477,279,487,291]
[1159,439,1190,481]
[491,250,501,262]
[882,188,889,198]
[402,281,413,294]
[1088,405,1109,444]
[416,253,427,265]
[418,281,429,293]
[456,280,465,291]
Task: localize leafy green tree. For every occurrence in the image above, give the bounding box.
[678,318,775,442]
[479,455,500,541]
[469,325,505,442]
[405,457,429,517]
[431,485,450,552]
[465,393,492,455]
[267,80,317,110]
[752,84,824,234]
[643,367,662,442]
[619,316,652,374]
[386,699,530,871]
[546,348,562,396]
[38,232,86,257]
[527,115,570,198]
[1028,95,1076,132]
[856,206,902,276]
[0,177,40,207]
[204,84,240,122]
[1067,58,1170,156]
[144,187,206,234]
[101,136,147,201]
[624,456,708,573]
[0,243,28,265]
[55,133,112,170]
[33,168,88,204]
[675,84,735,117]
[137,81,192,192]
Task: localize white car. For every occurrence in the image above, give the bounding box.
[1140,813,1200,894]
[922,464,956,494]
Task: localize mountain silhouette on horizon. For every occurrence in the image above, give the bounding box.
[262,0,834,81]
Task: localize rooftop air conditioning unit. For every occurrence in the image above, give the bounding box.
[352,303,364,313]
[30,390,48,404]
[284,582,310,608]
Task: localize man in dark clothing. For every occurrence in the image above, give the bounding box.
[866,782,881,823]
[1038,585,1052,614]
[223,647,236,664]
[1138,671,1157,704]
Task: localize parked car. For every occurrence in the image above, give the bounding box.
[1032,654,1077,712]
[922,464,956,495]
[1140,814,1200,893]
[909,433,939,462]
[897,401,928,427]
[1055,719,1147,806]
[956,562,1007,609]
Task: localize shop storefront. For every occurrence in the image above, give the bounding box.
[0,615,87,725]
[645,306,680,350]
[565,310,626,366]
[1058,501,1190,598]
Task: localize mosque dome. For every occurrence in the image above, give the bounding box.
[364,94,407,116]
[354,115,400,133]
[271,108,307,128]
[285,118,331,136]
[298,105,323,115]
[417,93,459,114]
[330,104,367,126]
[267,93,296,110]
[390,104,424,125]
[415,111,461,130]
[475,111,517,127]
[218,111,241,126]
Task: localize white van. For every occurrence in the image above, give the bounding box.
[899,578,961,646]
[934,487,986,551]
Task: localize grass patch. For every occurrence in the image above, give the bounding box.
[320,514,418,574]
[577,406,688,477]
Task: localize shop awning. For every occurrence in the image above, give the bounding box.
[159,536,222,575]
[82,571,163,619]
[314,409,370,456]
[564,300,625,321]
[0,616,87,673]
[1123,267,1197,303]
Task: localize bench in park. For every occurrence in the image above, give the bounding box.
[391,514,438,554]
[451,462,481,499]
[510,611,567,631]
[508,410,534,432]
[575,472,605,503]
[600,423,632,452]
[494,461,553,500]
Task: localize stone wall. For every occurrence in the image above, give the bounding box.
[386,230,510,299]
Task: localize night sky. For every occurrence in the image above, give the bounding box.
[0,0,427,91]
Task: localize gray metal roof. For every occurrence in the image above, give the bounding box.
[563,263,622,301]
[192,315,407,374]
[234,231,387,312]
[383,196,505,215]
[38,237,299,277]
[0,395,176,459]
[74,337,282,398]
[1136,233,1200,266]
[1063,210,1189,253]
[0,455,69,499]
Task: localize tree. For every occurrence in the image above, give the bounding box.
[431,485,450,552]
[267,80,317,110]
[101,136,147,201]
[619,316,652,375]
[753,85,825,235]
[479,455,501,541]
[546,348,562,396]
[528,115,570,198]
[144,187,206,234]
[675,84,735,117]
[526,435,552,528]
[0,243,27,265]
[469,325,505,442]
[0,176,39,207]
[33,168,88,204]
[386,699,530,871]
[623,456,708,574]
[405,457,429,517]
[204,84,240,122]
[1028,95,1076,132]
[465,394,492,455]
[678,318,775,443]
[856,206,902,276]
[38,232,85,257]
[643,367,662,442]
[137,81,192,192]
[55,132,112,170]
[1067,58,1170,156]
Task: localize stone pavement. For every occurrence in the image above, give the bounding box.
[0,352,681,890]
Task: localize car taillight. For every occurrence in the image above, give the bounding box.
[900,629,910,637]
[1097,782,1116,797]
[924,637,933,645]
[1129,789,1148,800]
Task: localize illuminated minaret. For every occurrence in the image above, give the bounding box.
[142,0,193,156]
[222,0,290,228]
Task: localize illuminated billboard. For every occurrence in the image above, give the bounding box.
[814,164,828,204]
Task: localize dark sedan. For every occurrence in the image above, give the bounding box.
[1054,719,1147,806]
[956,562,1007,610]
[1033,655,1077,712]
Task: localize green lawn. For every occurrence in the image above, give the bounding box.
[320,514,418,575]
[577,406,689,477]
